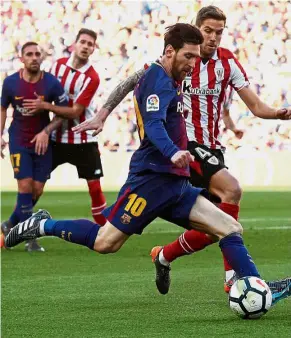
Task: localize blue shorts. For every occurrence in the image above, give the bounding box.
[9,143,52,182]
[103,171,205,235]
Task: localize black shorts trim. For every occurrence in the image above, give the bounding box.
[51,141,104,180]
[187,141,226,189]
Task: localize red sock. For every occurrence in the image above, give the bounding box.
[219,203,239,221]
[219,202,240,272]
[163,230,214,263]
[87,180,107,226]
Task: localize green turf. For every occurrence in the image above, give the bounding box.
[1,191,291,338]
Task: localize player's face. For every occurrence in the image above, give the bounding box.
[74,34,95,61]
[199,19,225,58]
[172,43,200,81]
[21,45,42,74]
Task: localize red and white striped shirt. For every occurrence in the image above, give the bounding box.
[50,54,100,144]
[183,47,249,149]
[223,85,235,111]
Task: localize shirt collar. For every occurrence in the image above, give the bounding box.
[66,52,91,73]
[211,49,219,60]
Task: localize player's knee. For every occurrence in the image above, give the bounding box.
[222,180,242,202]
[18,179,33,193]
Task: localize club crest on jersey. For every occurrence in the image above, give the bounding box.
[208,156,219,165]
[215,68,224,82]
[120,213,132,224]
[146,94,159,112]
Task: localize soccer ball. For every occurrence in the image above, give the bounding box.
[229,276,272,319]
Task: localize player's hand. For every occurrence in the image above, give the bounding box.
[23,92,47,114]
[275,108,291,120]
[72,107,110,136]
[0,137,7,159]
[30,130,49,155]
[233,128,244,139]
[171,150,194,168]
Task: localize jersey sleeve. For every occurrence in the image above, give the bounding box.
[75,75,99,108]
[229,57,250,92]
[1,78,12,108]
[139,72,179,159]
[51,77,68,106]
[140,80,175,123]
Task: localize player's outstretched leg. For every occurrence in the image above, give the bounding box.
[5,210,51,248]
[150,246,171,295]
[5,209,104,252]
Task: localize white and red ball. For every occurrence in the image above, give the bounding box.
[229,276,272,319]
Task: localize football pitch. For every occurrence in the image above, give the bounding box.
[1,191,291,338]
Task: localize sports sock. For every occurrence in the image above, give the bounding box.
[88,180,107,225]
[41,219,100,250]
[162,230,214,263]
[9,196,39,226]
[219,233,260,278]
[9,193,33,225]
[219,203,240,275]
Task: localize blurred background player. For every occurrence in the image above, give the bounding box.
[73,6,291,293]
[0,42,68,251]
[23,29,107,225]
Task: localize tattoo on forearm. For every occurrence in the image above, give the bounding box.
[103,69,145,112]
[44,117,63,135]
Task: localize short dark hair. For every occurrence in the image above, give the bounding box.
[75,28,97,42]
[195,6,227,27]
[163,23,204,54]
[21,42,39,55]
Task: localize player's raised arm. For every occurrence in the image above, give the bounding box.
[73,68,145,135]
[238,86,291,120]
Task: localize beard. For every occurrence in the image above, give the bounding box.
[171,56,181,81]
[27,65,40,74]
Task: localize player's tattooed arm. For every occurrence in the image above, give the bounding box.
[30,116,63,155]
[44,116,63,135]
[73,68,146,135]
[103,68,145,112]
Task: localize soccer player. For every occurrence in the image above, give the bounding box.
[0,42,68,251]
[5,24,290,305]
[73,6,291,294]
[22,29,107,225]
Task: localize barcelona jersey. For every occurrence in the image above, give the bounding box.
[1,70,67,149]
[130,62,189,177]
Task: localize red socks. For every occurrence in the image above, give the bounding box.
[162,202,240,266]
[87,180,107,226]
[219,203,240,272]
[163,230,214,262]
[219,203,239,222]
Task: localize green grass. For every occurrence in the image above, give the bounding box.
[1,191,291,338]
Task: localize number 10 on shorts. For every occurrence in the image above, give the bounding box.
[124,194,147,217]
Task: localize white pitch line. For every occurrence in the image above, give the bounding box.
[143,225,291,234]
[240,218,291,222]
